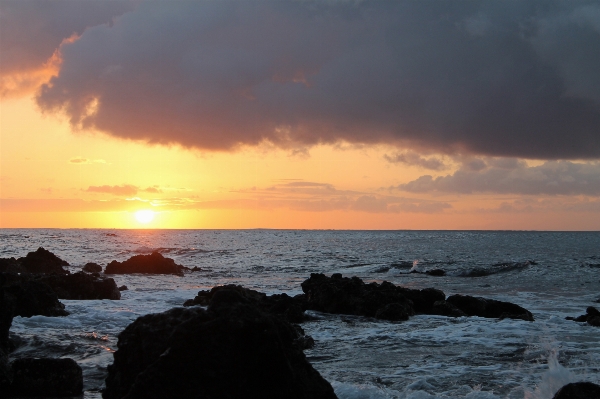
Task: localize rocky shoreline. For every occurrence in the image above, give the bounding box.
[0,248,598,398]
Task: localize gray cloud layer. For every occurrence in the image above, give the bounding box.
[4,1,600,158]
[398,160,600,195]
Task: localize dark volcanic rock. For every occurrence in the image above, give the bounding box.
[7,358,83,398]
[105,252,185,276]
[2,278,68,318]
[33,272,121,300]
[17,247,69,274]
[446,294,534,321]
[183,284,306,323]
[103,297,337,399]
[425,269,446,276]
[83,262,103,273]
[300,273,445,319]
[552,382,600,398]
[566,306,600,326]
[118,285,128,291]
[431,300,467,317]
[0,258,21,273]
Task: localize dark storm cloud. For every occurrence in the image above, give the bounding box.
[0,0,135,94]
[397,160,600,195]
[6,0,600,158]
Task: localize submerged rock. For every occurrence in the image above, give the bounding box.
[300,273,445,320]
[6,357,83,398]
[105,252,185,276]
[103,295,337,399]
[566,306,600,326]
[552,381,600,398]
[446,294,534,321]
[83,262,103,273]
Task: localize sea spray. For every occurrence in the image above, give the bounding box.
[524,349,575,399]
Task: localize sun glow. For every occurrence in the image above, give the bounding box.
[134,210,155,224]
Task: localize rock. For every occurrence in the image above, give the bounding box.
[552,382,600,398]
[118,285,128,291]
[431,300,467,317]
[105,252,185,276]
[425,269,446,276]
[190,266,203,272]
[1,272,120,301]
[103,298,337,399]
[0,258,21,273]
[566,306,600,325]
[7,358,83,398]
[17,247,69,274]
[1,277,68,318]
[300,273,445,319]
[183,285,306,323]
[0,288,16,353]
[374,302,411,321]
[446,294,534,321]
[83,262,103,273]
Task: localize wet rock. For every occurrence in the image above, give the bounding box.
[431,300,467,317]
[83,262,103,273]
[552,381,600,398]
[0,258,21,273]
[1,277,68,318]
[183,284,306,323]
[118,285,128,291]
[17,247,69,274]
[425,269,446,276]
[300,273,444,319]
[105,252,185,276]
[374,302,411,321]
[103,299,337,399]
[446,294,534,321]
[2,272,120,300]
[7,357,83,398]
[566,306,600,325]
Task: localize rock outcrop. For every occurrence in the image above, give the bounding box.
[300,273,445,320]
[104,290,337,399]
[566,306,600,326]
[445,294,534,321]
[105,252,185,276]
[82,262,103,273]
[183,284,306,323]
[6,358,83,398]
[552,382,600,399]
[0,248,69,274]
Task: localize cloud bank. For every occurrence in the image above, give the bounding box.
[86,184,161,196]
[3,1,600,158]
[398,160,600,195]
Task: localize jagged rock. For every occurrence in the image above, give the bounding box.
[300,273,445,319]
[0,258,21,273]
[552,382,600,398]
[374,302,412,321]
[118,285,128,291]
[1,272,120,300]
[446,294,534,321]
[431,300,467,317]
[105,252,185,276]
[7,358,83,398]
[17,247,69,274]
[2,279,68,318]
[103,293,337,399]
[183,285,306,323]
[83,262,103,273]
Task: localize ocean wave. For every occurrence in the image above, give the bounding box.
[457,261,536,277]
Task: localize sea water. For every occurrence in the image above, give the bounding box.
[1,229,600,398]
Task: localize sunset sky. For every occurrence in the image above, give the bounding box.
[2,0,600,230]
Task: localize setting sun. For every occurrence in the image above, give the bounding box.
[134,210,155,224]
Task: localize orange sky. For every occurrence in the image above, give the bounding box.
[2,1,600,230]
[1,96,599,230]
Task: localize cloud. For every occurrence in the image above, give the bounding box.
[0,0,135,96]
[397,160,600,195]
[384,151,447,170]
[69,157,106,164]
[85,184,161,196]
[19,0,599,159]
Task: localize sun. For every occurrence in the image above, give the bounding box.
[134,210,155,224]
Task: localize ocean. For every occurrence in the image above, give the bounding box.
[2,229,600,398]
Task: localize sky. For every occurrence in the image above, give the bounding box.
[1,0,600,230]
